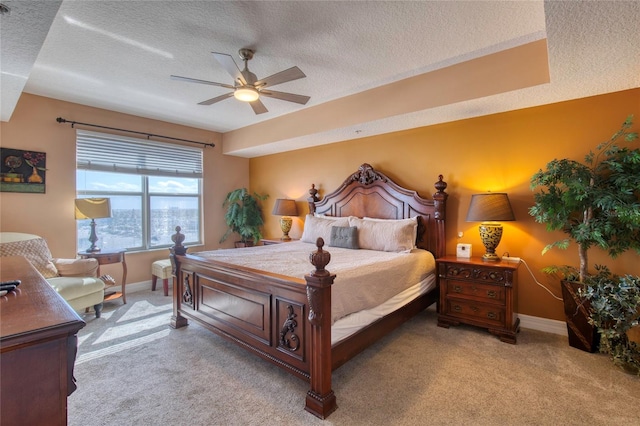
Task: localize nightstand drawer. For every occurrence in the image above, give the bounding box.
[442,263,512,286]
[444,299,505,327]
[446,280,505,303]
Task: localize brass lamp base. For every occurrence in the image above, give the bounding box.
[478,223,503,262]
[279,217,292,241]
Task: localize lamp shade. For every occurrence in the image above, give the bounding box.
[272,199,298,216]
[465,193,515,222]
[75,198,112,220]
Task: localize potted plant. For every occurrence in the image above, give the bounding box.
[529,115,640,355]
[220,188,268,247]
[581,266,639,375]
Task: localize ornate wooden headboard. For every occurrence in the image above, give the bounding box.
[307,163,448,258]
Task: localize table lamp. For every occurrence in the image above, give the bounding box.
[272,199,298,241]
[75,198,111,252]
[465,193,515,262]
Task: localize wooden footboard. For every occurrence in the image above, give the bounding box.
[169,230,337,418]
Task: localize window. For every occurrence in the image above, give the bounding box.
[76,130,202,252]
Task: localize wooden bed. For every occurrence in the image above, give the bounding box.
[169,163,448,418]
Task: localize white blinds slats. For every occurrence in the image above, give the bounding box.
[76,130,203,178]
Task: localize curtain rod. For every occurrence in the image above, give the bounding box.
[56,117,215,148]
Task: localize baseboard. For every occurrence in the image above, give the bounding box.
[107,280,154,295]
[518,313,567,336]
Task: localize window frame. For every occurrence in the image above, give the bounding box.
[76,131,203,252]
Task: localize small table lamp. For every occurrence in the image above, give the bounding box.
[465,193,515,262]
[75,198,112,252]
[272,199,298,241]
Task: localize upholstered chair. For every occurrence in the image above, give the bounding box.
[0,233,105,317]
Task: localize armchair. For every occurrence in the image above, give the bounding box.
[0,233,105,317]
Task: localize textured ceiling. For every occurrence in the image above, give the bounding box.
[1,1,639,157]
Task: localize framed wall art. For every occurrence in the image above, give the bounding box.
[0,148,47,193]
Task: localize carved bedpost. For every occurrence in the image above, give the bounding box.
[170,226,189,329]
[304,238,337,419]
[307,184,319,215]
[433,175,448,259]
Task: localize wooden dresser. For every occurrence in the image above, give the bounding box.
[437,256,519,344]
[1,256,86,426]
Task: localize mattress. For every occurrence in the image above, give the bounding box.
[331,274,436,345]
[192,241,436,324]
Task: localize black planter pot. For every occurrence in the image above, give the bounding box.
[234,241,255,248]
[561,280,600,352]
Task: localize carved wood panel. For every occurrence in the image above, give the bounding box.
[276,298,305,362]
[197,274,272,345]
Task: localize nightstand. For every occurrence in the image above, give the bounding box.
[78,249,128,303]
[437,256,519,344]
[261,238,298,245]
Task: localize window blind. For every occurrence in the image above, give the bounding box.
[76,130,203,178]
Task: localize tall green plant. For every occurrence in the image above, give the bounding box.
[220,188,268,244]
[529,116,640,282]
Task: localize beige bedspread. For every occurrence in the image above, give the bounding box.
[191,241,435,323]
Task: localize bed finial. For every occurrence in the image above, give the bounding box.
[308,183,320,214]
[309,184,318,201]
[434,174,447,193]
[309,238,331,277]
[171,226,187,256]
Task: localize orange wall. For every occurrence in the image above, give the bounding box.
[0,93,248,284]
[250,88,640,322]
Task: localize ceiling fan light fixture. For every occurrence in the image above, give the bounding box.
[234,87,259,102]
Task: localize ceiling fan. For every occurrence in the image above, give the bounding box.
[170,48,310,115]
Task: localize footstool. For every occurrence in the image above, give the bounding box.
[151,259,172,296]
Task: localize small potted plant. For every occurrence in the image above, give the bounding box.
[581,266,639,375]
[220,188,268,247]
[529,115,640,354]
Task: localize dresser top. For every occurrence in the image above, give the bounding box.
[1,256,84,345]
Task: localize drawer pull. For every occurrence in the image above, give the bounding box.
[453,285,462,293]
[471,306,479,312]
[487,290,497,299]
[453,305,462,312]
[487,311,497,320]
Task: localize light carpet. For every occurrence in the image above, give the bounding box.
[69,289,640,426]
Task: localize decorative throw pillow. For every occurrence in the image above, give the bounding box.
[329,226,359,249]
[349,217,417,252]
[301,214,350,244]
[54,258,99,277]
[0,236,59,278]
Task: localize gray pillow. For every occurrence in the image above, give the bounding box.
[329,226,359,249]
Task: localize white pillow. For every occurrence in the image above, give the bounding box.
[301,214,350,244]
[349,217,417,252]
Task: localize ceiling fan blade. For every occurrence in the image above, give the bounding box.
[170,75,234,89]
[250,99,268,115]
[260,89,310,105]
[198,92,234,106]
[212,52,246,86]
[255,66,306,88]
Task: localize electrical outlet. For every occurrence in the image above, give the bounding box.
[502,256,521,263]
